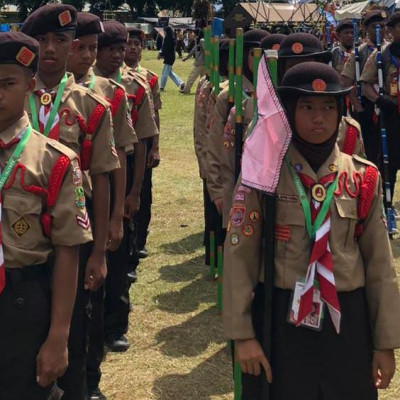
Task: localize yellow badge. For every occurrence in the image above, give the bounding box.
[11,217,30,237]
[312,184,327,202]
[40,92,52,106]
[390,82,398,97]
[329,164,337,172]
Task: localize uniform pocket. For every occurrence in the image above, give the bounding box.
[334,197,358,250]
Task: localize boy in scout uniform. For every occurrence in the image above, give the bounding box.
[20,4,120,400]
[331,19,353,75]
[360,12,400,212]
[341,10,387,165]
[223,62,400,399]
[0,32,92,400]
[124,26,161,263]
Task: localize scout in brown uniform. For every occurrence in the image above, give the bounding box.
[331,19,353,75]
[125,26,161,261]
[223,62,400,400]
[360,12,400,210]
[20,5,120,400]
[341,10,387,165]
[0,32,91,400]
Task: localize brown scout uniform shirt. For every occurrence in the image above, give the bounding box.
[77,67,137,154]
[135,65,162,112]
[223,144,400,350]
[93,66,159,141]
[337,116,365,157]
[206,76,252,203]
[331,43,352,74]
[26,73,120,181]
[3,114,92,267]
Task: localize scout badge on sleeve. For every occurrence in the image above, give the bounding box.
[231,203,245,227]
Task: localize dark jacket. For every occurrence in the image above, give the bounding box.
[160,26,176,65]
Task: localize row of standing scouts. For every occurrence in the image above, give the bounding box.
[194,8,400,400]
[0,4,162,400]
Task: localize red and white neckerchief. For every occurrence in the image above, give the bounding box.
[35,89,60,140]
[296,172,341,334]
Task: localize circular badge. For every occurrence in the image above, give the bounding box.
[382,11,387,18]
[40,92,52,106]
[272,43,281,51]
[312,184,327,202]
[242,224,254,237]
[230,233,239,245]
[249,211,260,222]
[294,163,303,172]
[223,140,230,148]
[291,42,304,54]
[329,164,337,172]
[312,79,327,92]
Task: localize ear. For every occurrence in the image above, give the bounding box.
[26,75,36,95]
[71,39,80,52]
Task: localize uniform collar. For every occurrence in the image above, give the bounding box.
[0,113,30,146]
[34,72,75,103]
[287,144,341,181]
[339,43,352,53]
[76,67,94,86]
[93,64,123,81]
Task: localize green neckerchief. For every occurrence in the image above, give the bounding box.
[28,73,68,137]
[88,73,96,90]
[286,156,339,240]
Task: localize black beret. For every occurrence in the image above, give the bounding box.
[0,32,39,73]
[98,21,128,49]
[278,62,352,98]
[362,9,387,26]
[387,11,400,28]
[260,33,286,51]
[243,28,270,47]
[279,33,332,64]
[336,19,353,33]
[76,12,104,38]
[21,4,77,37]
[127,27,145,41]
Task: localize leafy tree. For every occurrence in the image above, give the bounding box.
[63,0,86,11]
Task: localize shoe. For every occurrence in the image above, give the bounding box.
[127,270,137,284]
[179,82,185,91]
[136,247,148,259]
[160,87,165,91]
[106,334,130,352]
[89,387,107,400]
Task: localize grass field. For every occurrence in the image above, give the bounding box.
[100,50,400,400]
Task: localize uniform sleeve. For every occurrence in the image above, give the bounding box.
[113,92,138,150]
[360,51,378,83]
[358,175,400,350]
[223,181,263,340]
[193,87,209,179]
[206,92,228,201]
[135,89,159,140]
[341,51,356,81]
[51,157,93,246]
[89,106,120,176]
[152,78,162,111]
[331,48,341,72]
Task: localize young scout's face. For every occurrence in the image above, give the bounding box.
[96,42,126,75]
[67,34,98,77]
[0,64,35,131]
[367,23,386,43]
[125,37,142,65]
[294,95,338,144]
[36,31,76,75]
[338,28,354,48]
[389,22,400,42]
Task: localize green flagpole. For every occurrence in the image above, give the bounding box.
[252,47,262,113]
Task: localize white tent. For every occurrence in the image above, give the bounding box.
[335,0,400,21]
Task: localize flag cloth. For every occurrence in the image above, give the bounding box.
[241,55,292,194]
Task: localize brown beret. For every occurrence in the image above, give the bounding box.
[260,33,286,51]
[243,28,270,47]
[127,27,145,41]
[21,4,77,37]
[362,9,387,26]
[76,12,104,38]
[336,19,353,33]
[0,32,39,72]
[387,11,400,28]
[98,21,128,49]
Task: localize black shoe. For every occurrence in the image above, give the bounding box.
[136,247,148,259]
[106,335,130,352]
[89,387,107,400]
[127,270,137,284]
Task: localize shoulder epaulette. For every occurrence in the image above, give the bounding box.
[352,154,377,169]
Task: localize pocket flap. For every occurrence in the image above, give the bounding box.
[334,198,358,219]
[3,193,42,215]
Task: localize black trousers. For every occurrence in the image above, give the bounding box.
[241,285,377,400]
[0,267,53,400]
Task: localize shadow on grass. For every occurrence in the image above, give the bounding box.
[155,306,225,358]
[160,231,204,255]
[158,255,205,283]
[152,348,232,400]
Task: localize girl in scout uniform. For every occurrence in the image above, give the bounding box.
[223,62,400,399]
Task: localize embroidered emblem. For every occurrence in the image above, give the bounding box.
[238,185,251,193]
[40,93,52,106]
[249,211,260,222]
[16,46,35,67]
[272,43,281,51]
[294,163,303,172]
[242,224,254,237]
[231,204,246,227]
[75,186,85,209]
[71,160,82,186]
[11,216,30,237]
[275,225,291,242]
[291,42,303,54]
[235,193,245,201]
[59,10,72,27]
[311,183,327,202]
[76,212,90,230]
[312,79,327,92]
[381,11,387,18]
[230,233,239,245]
[329,164,337,172]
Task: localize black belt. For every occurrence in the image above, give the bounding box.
[5,263,51,282]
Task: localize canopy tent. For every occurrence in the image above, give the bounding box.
[137,17,194,29]
[335,0,400,21]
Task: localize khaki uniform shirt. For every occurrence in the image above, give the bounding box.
[135,65,162,111]
[223,144,400,351]
[2,114,92,268]
[206,76,252,202]
[77,67,137,154]
[331,43,352,74]
[26,73,120,178]
[94,66,159,141]
[337,116,365,157]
